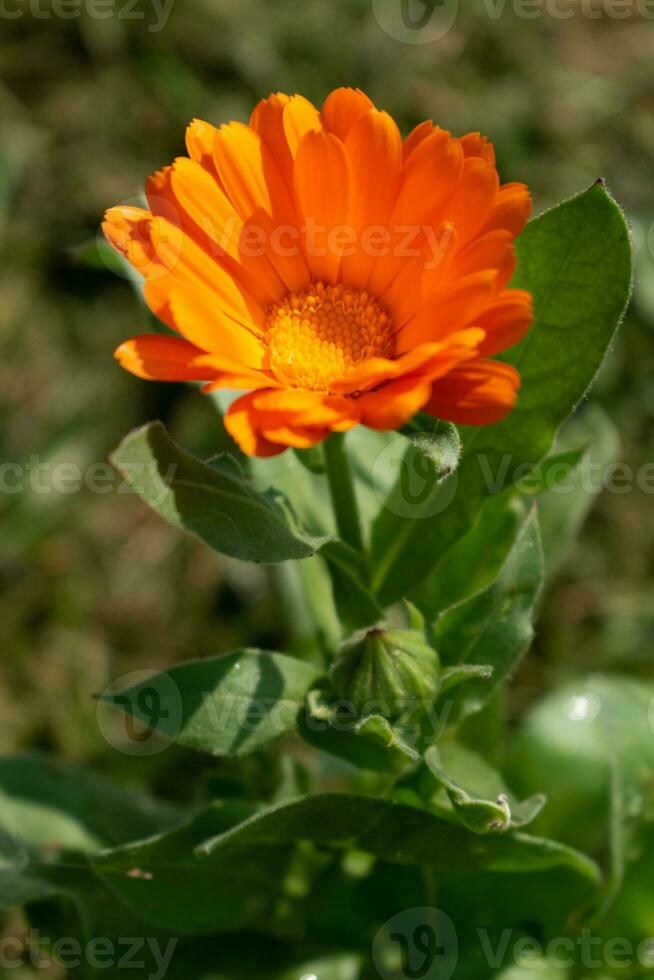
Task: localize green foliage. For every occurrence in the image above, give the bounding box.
[370,182,633,605]
[101,650,323,757]
[2,141,642,977]
[91,792,599,937]
[423,744,546,834]
[371,415,462,564]
[433,507,544,715]
[111,422,325,563]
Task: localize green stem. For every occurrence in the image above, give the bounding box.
[323,432,364,553]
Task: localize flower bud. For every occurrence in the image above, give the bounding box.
[330,625,440,720]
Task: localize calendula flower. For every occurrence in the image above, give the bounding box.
[104,87,533,457]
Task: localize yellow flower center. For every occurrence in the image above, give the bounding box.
[264,282,394,392]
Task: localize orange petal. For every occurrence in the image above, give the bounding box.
[321,87,375,141]
[196,357,279,392]
[252,388,359,427]
[112,213,267,335]
[340,108,403,289]
[424,359,520,425]
[224,391,287,457]
[225,388,359,456]
[150,215,266,331]
[381,222,458,327]
[213,121,296,224]
[249,92,321,190]
[437,156,500,249]
[391,128,464,226]
[368,129,464,295]
[330,350,438,395]
[294,130,351,284]
[403,120,434,161]
[103,206,156,271]
[147,164,280,308]
[168,286,265,366]
[170,157,285,305]
[449,229,516,290]
[146,166,180,224]
[330,334,479,395]
[249,92,292,175]
[283,95,322,159]
[357,376,433,430]
[169,157,240,254]
[397,270,498,352]
[186,119,221,182]
[143,279,175,331]
[114,335,217,382]
[213,121,311,293]
[259,425,331,449]
[476,289,533,357]
[458,132,496,166]
[483,182,532,236]
[241,207,311,295]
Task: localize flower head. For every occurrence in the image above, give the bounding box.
[104,88,533,456]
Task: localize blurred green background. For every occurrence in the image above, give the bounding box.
[1,0,653,929]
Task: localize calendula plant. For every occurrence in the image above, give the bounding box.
[2,87,650,980]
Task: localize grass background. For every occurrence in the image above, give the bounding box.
[0,0,653,937]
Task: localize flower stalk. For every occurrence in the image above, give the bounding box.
[323,431,364,554]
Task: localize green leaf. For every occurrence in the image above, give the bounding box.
[197,794,597,878]
[348,428,399,527]
[372,181,633,605]
[249,448,333,538]
[275,556,342,653]
[94,803,276,936]
[414,493,529,618]
[321,540,383,633]
[0,752,177,855]
[0,752,178,916]
[424,744,545,835]
[433,508,543,714]
[439,663,494,694]
[110,422,326,563]
[100,649,324,757]
[371,417,461,564]
[299,692,418,773]
[536,405,620,579]
[93,794,600,934]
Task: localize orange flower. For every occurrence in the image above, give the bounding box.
[104,88,533,457]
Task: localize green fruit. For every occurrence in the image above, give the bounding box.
[331,626,440,720]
